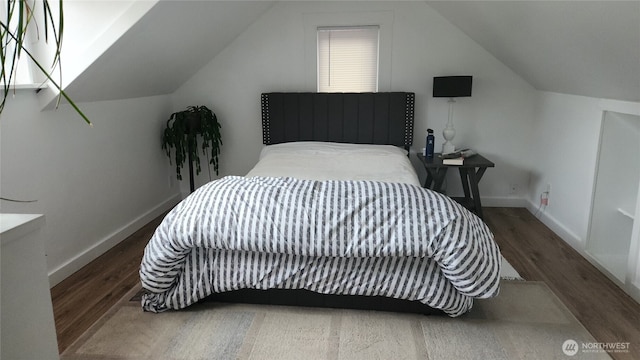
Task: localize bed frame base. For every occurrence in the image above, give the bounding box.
[203,289,444,315]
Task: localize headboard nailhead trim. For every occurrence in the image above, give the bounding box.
[404,93,415,147]
[261,94,270,144]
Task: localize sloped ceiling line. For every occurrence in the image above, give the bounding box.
[54,1,640,104]
[57,1,274,104]
[427,1,640,102]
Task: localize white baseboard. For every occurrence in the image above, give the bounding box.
[525,200,584,249]
[482,196,528,208]
[525,199,640,304]
[47,193,181,287]
[630,281,640,304]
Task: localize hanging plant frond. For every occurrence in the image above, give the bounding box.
[1,0,90,125]
[161,105,222,181]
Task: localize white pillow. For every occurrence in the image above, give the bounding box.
[259,141,408,159]
[248,141,420,186]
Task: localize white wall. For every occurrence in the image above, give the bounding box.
[528,91,640,299]
[0,92,180,286]
[171,1,537,202]
[527,92,603,244]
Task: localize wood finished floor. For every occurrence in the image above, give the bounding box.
[51,207,640,359]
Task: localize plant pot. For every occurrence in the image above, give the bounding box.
[184,112,202,135]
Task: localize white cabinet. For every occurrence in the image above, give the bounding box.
[1,214,59,360]
[587,111,640,300]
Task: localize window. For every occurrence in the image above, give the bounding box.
[317,26,379,92]
[1,0,35,86]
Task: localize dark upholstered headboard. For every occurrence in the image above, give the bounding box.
[261,92,415,151]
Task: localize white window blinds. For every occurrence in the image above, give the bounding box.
[317,26,379,92]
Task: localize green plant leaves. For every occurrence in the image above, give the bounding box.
[1,0,90,125]
[161,105,222,181]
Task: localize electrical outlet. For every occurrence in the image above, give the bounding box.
[545,183,551,205]
[509,183,519,195]
[541,183,551,206]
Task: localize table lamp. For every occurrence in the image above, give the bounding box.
[433,76,472,154]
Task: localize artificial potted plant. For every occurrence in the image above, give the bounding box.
[162,105,222,192]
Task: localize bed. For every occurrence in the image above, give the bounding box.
[140,92,501,317]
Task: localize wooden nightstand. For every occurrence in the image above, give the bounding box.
[416,152,495,219]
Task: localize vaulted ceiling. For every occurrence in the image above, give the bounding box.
[61,1,275,103]
[59,1,640,104]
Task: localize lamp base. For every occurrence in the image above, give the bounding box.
[442,142,456,154]
[442,98,457,155]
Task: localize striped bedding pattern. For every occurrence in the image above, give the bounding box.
[140,176,501,317]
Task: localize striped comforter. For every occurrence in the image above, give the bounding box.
[140,176,501,316]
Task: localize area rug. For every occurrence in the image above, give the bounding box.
[500,255,522,280]
[61,280,611,360]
